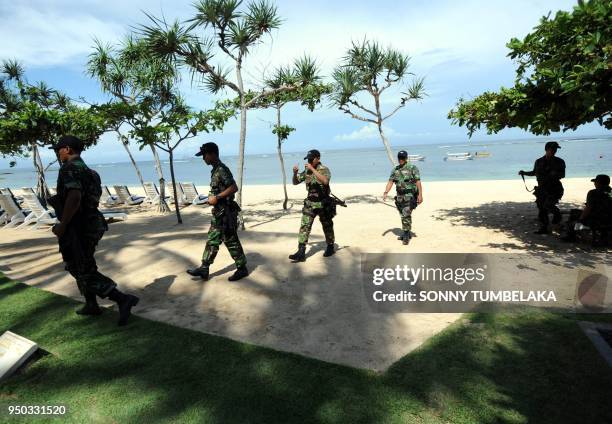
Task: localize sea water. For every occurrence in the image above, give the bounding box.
[1,136,610,189]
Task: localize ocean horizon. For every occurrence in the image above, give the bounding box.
[1,136,610,189]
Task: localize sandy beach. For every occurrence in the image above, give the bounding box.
[1,177,610,370]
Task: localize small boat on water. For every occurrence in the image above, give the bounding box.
[444,152,473,161]
[473,151,491,158]
[407,154,425,161]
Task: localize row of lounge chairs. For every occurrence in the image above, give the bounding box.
[1,182,208,230]
[103,182,208,207]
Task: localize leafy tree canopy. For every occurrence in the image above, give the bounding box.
[449,0,612,136]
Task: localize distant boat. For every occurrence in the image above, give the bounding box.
[444,152,473,161]
[407,154,425,161]
[473,151,491,158]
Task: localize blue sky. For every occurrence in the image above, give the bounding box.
[0,0,608,168]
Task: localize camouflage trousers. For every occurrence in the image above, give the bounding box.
[202,213,247,268]
[58,216,116,298]
[535,189,562,226]
[298,200,334,244]
[395,194,417,232]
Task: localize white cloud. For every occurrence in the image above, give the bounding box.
[334,124,407,141]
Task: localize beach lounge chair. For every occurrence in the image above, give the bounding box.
[113,186,145,206]
[166,182,191,205]
[143,182,171,204]
[1,187,24,204]
[18,192,58,229]
[101,185,120,206]
[0,194,28,228]
[179,182,208,205]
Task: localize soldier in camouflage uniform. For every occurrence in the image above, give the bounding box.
[519,141,566,234]
[49,136,139,326]
[289,149,335,262]
[187,142,248,281]
[383,150,423,245]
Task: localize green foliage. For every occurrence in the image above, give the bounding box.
[449,0,612,136]
[272,124,295,142]
[0,60,107,158]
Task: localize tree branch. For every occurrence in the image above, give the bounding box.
[339,105,377,123]
[348,99,377,117]
[382,102,406,121]
[245,85,297,109]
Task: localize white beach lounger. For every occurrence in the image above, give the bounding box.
[113,186,145,206]
[18,192,58,230]
[166,182,190,205]
[143,182,170,204]
[101,185,120,206]
[100,210,128,222]
[180,182,208,205]
[1,187,24,204]
[0,194,27,228]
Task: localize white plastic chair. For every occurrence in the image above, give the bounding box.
[113,186,145,206]
[179,182,209,206]
[18,191,57,230]
[0,194,27,228]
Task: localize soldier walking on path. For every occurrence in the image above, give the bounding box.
[519,141,566,234]
[383,150,423,245]
[289,149,336,262]
[49,136,139,326]
[187,142,249,281]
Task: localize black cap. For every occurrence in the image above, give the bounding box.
[591,174,610,186]
[304,149,321,160]
[398,150,408,160]
[49,135,84,152]
[545,141,561,150]
[195,142,219,157]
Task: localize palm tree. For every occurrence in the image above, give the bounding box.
[332,39,425,166]
[87,37,180,213]
[140,0,319,217]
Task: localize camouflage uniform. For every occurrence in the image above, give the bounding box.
[295,164,334,244]
[201,162,246,268]
[529,156,565,226]
[54,158,116,297]
[390,162,420,232]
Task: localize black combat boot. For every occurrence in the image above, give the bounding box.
[76,292,103,316]
[402,231,411,245]
[323,243,335,257]
[534,227,550,235]
[289,243,306,262]
[228,266,249,281]
[186,263,210,280]
[108,288,139,326]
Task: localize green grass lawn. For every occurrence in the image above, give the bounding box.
[1,273,611,424]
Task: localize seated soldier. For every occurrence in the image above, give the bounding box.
[562,174,611,246]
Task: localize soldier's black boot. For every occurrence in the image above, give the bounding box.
[186,263,210,280]
[228,266,249,281]
[108,288,139,326]
[323,243,335,257]
[534,227,550,235]
[76,292,103,316]
[402,231,411,245]
[289,243,306,262]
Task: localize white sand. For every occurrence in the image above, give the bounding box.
[0,178,609,370]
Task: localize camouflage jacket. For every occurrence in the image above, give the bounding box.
[586,187,612,222]
[296,164,331,206]
[209,161,236,205]
[55,157,104,231]
[530,156,565,189]
[390,162,420,197]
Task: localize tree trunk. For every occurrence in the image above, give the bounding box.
[374,94,397,166]
[168,147,182,224]
[235,63,247,229]
[150,144,170,213]
[32,142,50,204]
[276,107,289,210]
[119,134,146,191]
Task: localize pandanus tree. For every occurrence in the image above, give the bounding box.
[332,39,425,166]
[131,97,235,223]
[140,0,322,214]
[87,36,181,213]
[0,60,107,202]
[251,61,331,209]
[449,0,611,136]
